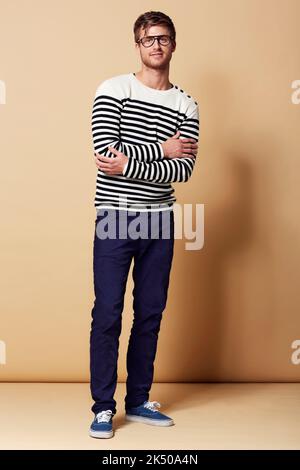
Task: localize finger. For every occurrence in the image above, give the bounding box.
[108,146,120,155]
[97,155,112,162]
[97,159,117,169]
[183,144,198,151]
[95,159,105,166]
[179,138,197,143]
[182,153,196,158]
[96,163,107,170]
[98,162,112,169]
[95,152,110,160]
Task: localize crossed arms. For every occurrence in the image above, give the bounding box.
[92,81,199,183]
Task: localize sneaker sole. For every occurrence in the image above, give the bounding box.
[89,429,114,439]
[125,414,174,426]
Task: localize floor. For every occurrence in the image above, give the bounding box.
[0,382,299,450]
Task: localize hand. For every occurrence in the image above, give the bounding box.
[94,147,128,175]
[161,130,198,159]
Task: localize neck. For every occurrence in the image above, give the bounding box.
[134,66,172,90]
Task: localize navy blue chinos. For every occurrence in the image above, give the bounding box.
[90,208,174,416]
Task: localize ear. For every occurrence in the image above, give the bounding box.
[172,40,176,53]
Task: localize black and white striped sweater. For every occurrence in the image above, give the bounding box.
[91,72,199,212]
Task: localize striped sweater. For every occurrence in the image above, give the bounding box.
[91,72,199,212]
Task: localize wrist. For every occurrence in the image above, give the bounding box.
[161,142,167,158]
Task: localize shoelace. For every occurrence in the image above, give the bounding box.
[95,410,113,423]
[143,400,161,412]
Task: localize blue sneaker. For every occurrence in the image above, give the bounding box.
[89,410,114,438]
[125,400,174,426]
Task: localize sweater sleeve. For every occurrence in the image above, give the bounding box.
[92,79,164,162]
[122,104,199,183]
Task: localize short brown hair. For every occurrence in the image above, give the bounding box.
[133,11,176,44]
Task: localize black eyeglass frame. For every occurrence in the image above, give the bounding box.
[136,34,174,48]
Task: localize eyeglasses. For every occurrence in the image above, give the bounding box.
[136,35,174,48]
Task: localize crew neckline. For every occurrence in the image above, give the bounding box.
[130,72,176,94]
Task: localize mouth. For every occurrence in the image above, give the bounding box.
[151,53,163,57]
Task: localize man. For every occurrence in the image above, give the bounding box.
[89,10,199,439]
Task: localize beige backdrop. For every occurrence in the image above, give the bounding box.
[0,0,300,382]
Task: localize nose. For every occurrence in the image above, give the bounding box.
[152,41,162,52]
[152,37,162,48]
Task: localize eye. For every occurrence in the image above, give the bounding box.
[142,36,153,47]
[159,36,170,45]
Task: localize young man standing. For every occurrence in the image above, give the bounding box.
[89,11,199,438]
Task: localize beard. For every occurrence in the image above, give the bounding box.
[140,52,172,70]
